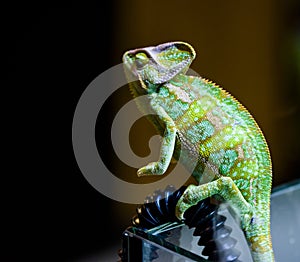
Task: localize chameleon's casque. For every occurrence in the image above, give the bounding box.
[123,41,274,262]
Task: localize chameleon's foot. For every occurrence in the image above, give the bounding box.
[175,200,190,221]
[137,162,165,177]
[175,185,199,220]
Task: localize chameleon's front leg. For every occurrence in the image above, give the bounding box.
[175,177,253,227]
[137,101,176,177]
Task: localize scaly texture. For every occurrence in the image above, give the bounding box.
[123,41,274,262]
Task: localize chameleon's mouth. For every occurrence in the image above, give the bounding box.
[122,52,142,84]
[122,52,134,69]
[122,52,148,96]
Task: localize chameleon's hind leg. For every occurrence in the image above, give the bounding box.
[176,177,253,227]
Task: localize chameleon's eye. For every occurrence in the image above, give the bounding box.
[135,52,149,69]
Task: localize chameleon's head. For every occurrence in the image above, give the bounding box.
[123,41,196,92]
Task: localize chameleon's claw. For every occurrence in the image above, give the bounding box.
[137,162,164,177]
[175,196,191,221]
[175,185,200,221]
[175,205,186,221]
[137,168,148,177]
[137,163,154,177]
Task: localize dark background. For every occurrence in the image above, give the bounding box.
[6,1,300,261]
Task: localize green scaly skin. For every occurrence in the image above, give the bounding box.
[123,41,274,262]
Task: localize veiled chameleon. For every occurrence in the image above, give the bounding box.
[123,41,274,262]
